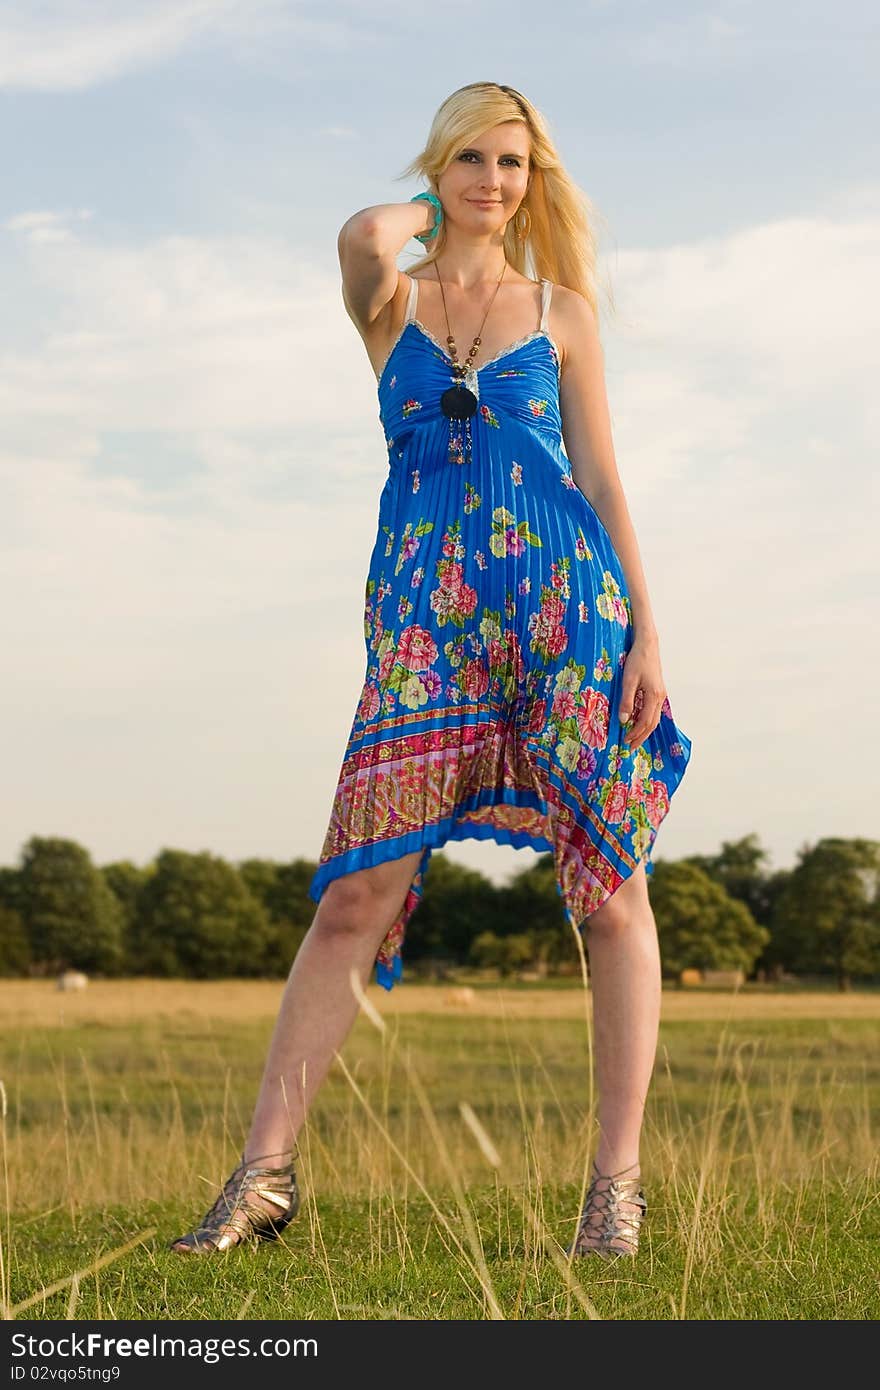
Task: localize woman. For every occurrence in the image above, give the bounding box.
[170,82,692,1260]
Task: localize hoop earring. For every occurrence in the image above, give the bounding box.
[514,206,531,241]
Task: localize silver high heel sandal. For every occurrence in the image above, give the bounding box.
[568,1160,647,1259]
[169,1151,300,1255]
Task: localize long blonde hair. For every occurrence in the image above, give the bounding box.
[397,81,613,327]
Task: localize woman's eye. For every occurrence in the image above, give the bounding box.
[458,152,520,166]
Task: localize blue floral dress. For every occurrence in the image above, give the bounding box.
[309,273,693,987]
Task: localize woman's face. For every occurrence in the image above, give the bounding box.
[436,120,531,239]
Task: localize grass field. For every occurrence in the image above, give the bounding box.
[1,978,878,1321]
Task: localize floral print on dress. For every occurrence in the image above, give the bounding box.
[575,528,593,561]
[527,581,569,662]
[596,570,632,628]
[489,506,542,559]
[429,525,478,628]
[381,624,444,712]
[463,482,482,514]
[395,519,434,577]
[594,648,613,682]
[549,555,571,598]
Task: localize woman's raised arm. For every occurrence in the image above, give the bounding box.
[337,202,433,331]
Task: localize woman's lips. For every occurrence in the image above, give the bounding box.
[470,200,501,208]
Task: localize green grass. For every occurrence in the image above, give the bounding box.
[9,1184,879,1320]
[1,982,878,1320]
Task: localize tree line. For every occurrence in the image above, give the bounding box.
[0,833,878,990]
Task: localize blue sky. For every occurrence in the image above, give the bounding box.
[1,1,877,887]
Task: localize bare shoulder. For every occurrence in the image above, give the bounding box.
[547,283,601,373]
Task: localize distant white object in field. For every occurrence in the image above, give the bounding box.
[443,986,475,1007]
[57,970,89,991]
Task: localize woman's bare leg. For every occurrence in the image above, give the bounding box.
[578,859,660,1248]
[242,850,424,1167]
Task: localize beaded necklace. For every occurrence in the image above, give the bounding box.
[436,259,508,466]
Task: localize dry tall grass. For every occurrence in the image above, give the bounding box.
[3,977,878,1028]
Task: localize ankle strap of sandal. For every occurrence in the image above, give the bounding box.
[591,1159,641,1180]
[240,1149,296,1170]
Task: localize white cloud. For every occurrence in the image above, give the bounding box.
[4,208,93,232]
[0,0,367,91]
[1,225,379,436]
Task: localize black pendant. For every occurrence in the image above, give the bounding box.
[440,383,478,420]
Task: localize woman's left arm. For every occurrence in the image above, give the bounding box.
[556,287,667,750]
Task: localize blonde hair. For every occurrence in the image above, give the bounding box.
[397,82,614,327]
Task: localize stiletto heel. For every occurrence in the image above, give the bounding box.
[169,1152,300,1255]
[567,1160,647,1260]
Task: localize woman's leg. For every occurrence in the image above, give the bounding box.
[243,850,425,1167]
[577,859,660,1249]
[169,853,425,1251]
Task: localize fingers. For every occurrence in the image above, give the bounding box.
[622,687,665,747]
[618,673,639,729]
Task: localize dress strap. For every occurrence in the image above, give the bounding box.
[404,273,419,324]
[539,278,553,331]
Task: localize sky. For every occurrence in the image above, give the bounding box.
[1,0,877,890]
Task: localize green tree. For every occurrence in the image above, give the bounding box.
[684,833,775,925]
[102,860,153,974]
[131,850,271,977]
[496,853,572,970]
[469,930,536,976]
[0,904,31,976]
[0,867,29,974]
[769,838,880,990]
[648,860,770,979]
[18,837,124,975]
[407,853,499,965]
[684,834,793,976]
[0,866,22,914]
[238,856,318,973]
